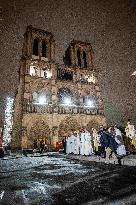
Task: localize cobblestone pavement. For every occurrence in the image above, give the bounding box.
[0,153,136,205]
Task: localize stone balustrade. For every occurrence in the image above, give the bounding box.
[23,102,103,115]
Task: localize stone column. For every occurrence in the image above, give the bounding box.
[26,26,32,57]
[89,48,94,70]
[70,45,75,66]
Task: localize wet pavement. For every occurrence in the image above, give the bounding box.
[0,153,136,205]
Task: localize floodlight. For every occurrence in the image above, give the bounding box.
[131,70,136,76]
[63,97,72,105]
[86,99,95,107]
[38,96,46,104]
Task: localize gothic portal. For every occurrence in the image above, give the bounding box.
[11,25,106,150]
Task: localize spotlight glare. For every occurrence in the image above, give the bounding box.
[38,96,46,105]
[131,70,136,76]
[86,99,95,108]
[63,97,72,105]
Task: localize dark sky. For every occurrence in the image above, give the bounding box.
[0,0,136,125]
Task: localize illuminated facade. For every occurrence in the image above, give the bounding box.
[12,25,106,150]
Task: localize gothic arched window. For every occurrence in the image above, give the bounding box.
[83,51,87,68]
[77,49,81,67]
[42,41,47,57]
[33,39,39,56]
[57,68,73,81]
[58,88,73,105]
[32,91,51,104]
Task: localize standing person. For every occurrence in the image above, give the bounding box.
[114,125,122,137]
[125,119,136,138]
[0,126,4,158]
[62,137,67,154]
[115,135,126,165]
[80,129,85,155]
[74,131,80,155]
[92,128,100,155]
[66,135,70,154]
[84,129,89,156]
[99,128,109,158]
[105,128,118,162]
[33,139,38,152]
[84,129,93,156]
[125,119,136,150]
[70,131,75,154]
[40,140,45,154]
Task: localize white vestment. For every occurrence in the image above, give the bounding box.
[117,145,126,156]
[70,135,75,154]
[80,132,85,155]
[66,137,70,154]
[84,132,93,155]
[115,128,122,137]
[74,135,80,155]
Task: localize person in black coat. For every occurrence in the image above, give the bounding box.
[99,129,109,158]
[99,128,118,158]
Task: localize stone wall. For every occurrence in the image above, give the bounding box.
[21,113,106,149]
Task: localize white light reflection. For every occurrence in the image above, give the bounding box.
[131,70,136,76]
[86,99,95,108]
[63,97,72,106]
[38,96,47,105]
[3,97,14,146]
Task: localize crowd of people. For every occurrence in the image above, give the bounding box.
[62,120,136,165]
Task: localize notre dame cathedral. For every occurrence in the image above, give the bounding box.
[11,25,106,150]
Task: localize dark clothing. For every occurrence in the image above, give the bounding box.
[107,132,118,152]
[40,141,45,154]
[62,137,67,154]
[99,131,118,157]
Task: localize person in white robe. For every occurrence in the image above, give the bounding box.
[70,133,75,154]
[84,129,94,155]
[66,135,70,154]
[114,125,122,137]
[115,135,126,155]
[80,130,85,155]
[73,131,80,155]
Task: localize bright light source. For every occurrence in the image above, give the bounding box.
[38,96,46,104]
[86,99,95,107]
[63,97,72,105]
[3,96,14,146]
[131,70,136,76]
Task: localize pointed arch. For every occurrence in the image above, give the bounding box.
[77,49,81,67]
[29,120,50,146]
[58,117,80,140]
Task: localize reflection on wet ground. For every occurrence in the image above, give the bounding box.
[0,153,136,204]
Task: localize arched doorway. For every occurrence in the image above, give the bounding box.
[29,120,50,149]
[58,117,80,141]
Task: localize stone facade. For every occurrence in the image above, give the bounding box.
[11,25,106,150]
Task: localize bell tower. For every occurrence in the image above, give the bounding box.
[22,25,55,61]
[12,25,56,150]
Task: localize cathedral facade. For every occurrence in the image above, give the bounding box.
[11,25,106,150]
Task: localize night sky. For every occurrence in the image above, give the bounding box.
[0,0,136,125]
